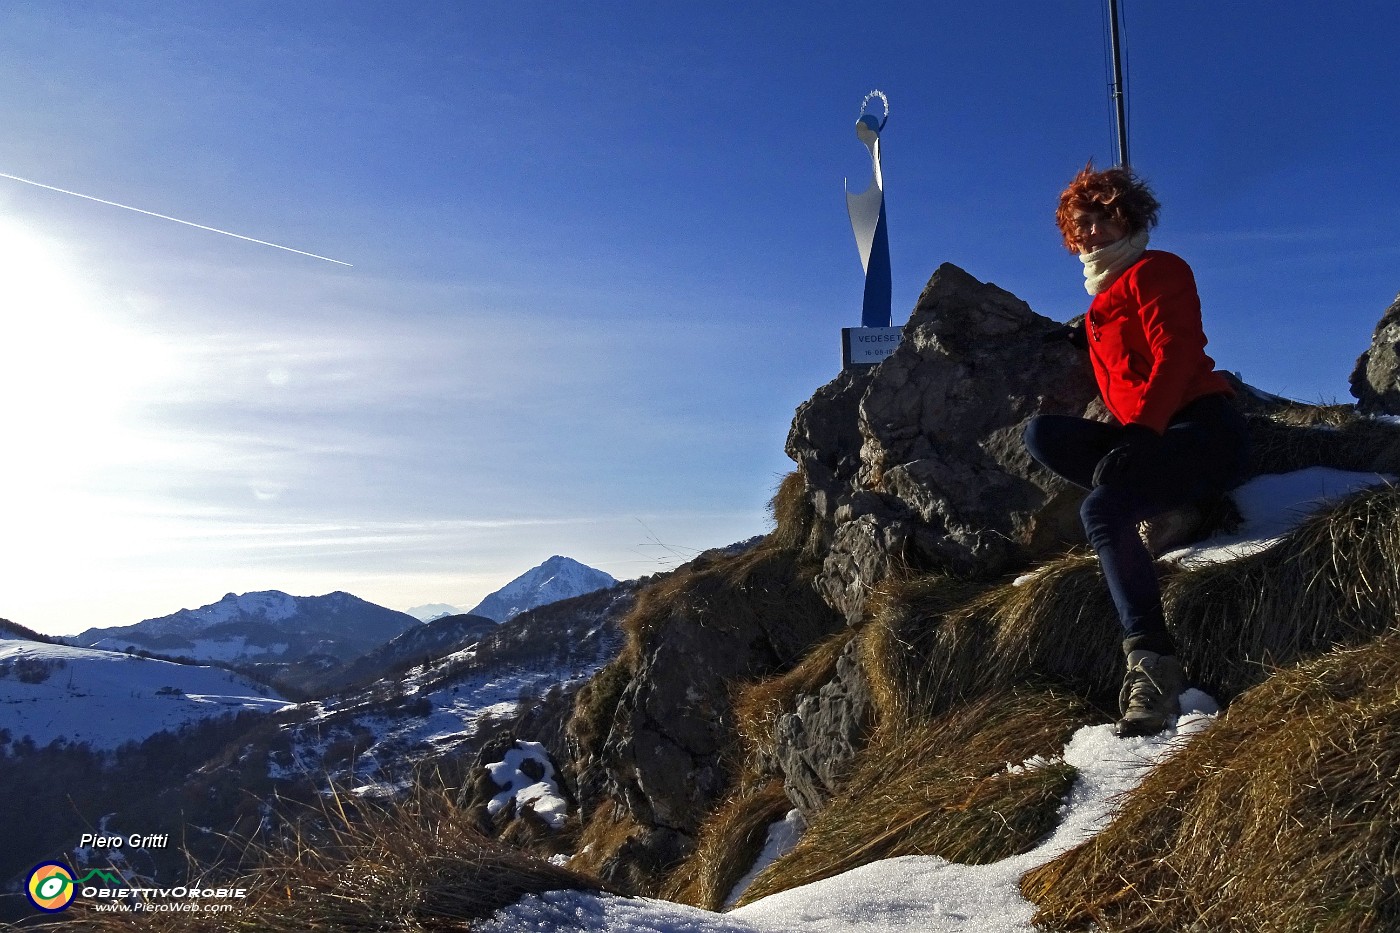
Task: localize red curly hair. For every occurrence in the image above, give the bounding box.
[1055,162,1161,252]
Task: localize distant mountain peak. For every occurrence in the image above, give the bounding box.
[69,591,420,666]
[407,603,464,623]
[468,557,618,623]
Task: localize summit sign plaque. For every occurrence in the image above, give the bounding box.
[841,326,902,367]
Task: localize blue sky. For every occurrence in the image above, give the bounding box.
[1,2,1397,635]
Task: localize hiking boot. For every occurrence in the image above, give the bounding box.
[1115,650,1184,738]
[1138,504,1205,558]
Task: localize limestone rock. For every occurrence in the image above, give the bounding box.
[1350,293,1400,415]
[788,263,1103,623]
[773,636,873,818]
[786,367,875,543]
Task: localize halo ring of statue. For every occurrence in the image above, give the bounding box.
[859,89,890,131]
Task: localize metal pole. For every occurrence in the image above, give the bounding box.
[1108,0,1130,167]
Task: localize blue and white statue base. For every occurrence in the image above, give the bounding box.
[843,91,902,370]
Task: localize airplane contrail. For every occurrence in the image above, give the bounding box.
[0,171,352,267]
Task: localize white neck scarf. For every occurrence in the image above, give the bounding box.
[1080,231,1150,295]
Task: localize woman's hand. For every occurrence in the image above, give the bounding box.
[1092,424,1162,487]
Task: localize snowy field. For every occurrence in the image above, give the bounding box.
[0,639,292,750]
[473,466,1394,932]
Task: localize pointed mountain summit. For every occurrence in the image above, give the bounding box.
[468,556,618,623]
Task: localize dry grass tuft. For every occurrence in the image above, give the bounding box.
[733,689,1094,906]
[768,470,821,555]
[1022,630,1400,932]
[860,571,1004,722]
[658,779,793,911]
[617,537,831,658]
[1262,399,1360,428]
[861,559,1123,723]
[566,799,651,890]
[1249,410,1400,475]
[48,784,615,932]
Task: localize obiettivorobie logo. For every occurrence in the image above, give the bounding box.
[26,863,110,912]
[25,862,248,914]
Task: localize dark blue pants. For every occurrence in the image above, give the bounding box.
[1022,394,1249,654]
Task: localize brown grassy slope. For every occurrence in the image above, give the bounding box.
[680,482,1400,910]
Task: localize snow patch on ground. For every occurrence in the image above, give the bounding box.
[724,809,807,908]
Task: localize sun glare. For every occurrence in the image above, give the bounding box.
[0,218,174,563]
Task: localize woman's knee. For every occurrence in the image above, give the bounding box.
[1023,414,1073,465]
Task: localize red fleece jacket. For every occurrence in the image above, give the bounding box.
[1086,250,1233,434]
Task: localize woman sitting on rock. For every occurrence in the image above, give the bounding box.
[1023,164,1249,738]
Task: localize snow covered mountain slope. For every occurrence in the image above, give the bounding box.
[468,556,618,623]
[0,638,291,751]
[267,584,634,791]
[68,590,421,665]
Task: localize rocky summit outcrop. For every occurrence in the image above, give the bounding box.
[1350,292,1400,416]
[788,262,1102,623]
[487,261,1400,907]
